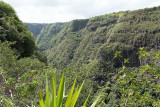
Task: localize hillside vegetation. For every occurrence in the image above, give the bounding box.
[0,1,160,106]
[28,7,160,69]
[26,6,160,106]
[0,1,49,106]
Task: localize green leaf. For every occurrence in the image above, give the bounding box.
[52,76,57,107]
[82,90,91,107]
[70,81,84,107]
[45,76,50,107]
[70,86,78,107]
[91,96,101,107]
[39,100,45,107]
[57,73,65,107]
[65,78,77,107]
[39,90,43,100]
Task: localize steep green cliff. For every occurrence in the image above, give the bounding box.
[27,6,160,69]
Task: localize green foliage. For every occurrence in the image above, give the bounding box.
[124,58,129,64]
[114,51,122,58]
[2,1,160,106]
[69,19,88,32]
[39,74,88,107]
[0,41,18,76]
[0,1,36,57]
[0,95,15,107]
[117,49,160,106]
[0,40,46,106]
[0,1,16,17]
[26,6,160,104]
[27,5,160,69]
[137,47,149,59]
[25,5,160,71]
[0,2,48,106]
[95,49,160,106]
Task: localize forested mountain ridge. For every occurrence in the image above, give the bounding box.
[25,7,160,106]
[27,6,160,69]
[0,1,159,106]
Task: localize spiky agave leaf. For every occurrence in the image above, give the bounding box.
[39,73,93,107]
[56,73,65,107]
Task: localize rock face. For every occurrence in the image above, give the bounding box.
[26,6,160,69]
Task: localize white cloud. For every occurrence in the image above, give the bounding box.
[3,0,160,23]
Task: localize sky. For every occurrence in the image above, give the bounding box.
[3,0,160,23]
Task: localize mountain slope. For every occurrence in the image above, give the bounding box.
[1,1,159,106]
[25,7,160,106]
[27,6,160,69]
[24,23,46,38]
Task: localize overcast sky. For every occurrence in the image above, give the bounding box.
[3,0,160,23]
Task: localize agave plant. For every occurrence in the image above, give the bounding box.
[39,73,90,107]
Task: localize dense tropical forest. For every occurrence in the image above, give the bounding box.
[0,1,160,107]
